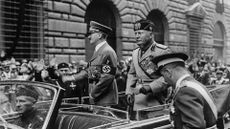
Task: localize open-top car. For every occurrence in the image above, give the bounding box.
[0,81,130,129]
[0,80,229,129]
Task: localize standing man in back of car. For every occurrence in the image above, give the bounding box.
[125,19,171,120]
[62,21,118,107]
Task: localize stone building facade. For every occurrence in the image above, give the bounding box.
[44,0,230,64]
[0,0,230,64]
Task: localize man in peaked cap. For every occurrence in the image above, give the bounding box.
[152,52,217,129]
[62,21,118,107]
[15,86,44,128]
[125,19,171,120]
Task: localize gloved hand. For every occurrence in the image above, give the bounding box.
[126,94,134,105]
[139,85,151,94]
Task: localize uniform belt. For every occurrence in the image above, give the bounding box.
[137,78,153,83]
[206,124,217,129]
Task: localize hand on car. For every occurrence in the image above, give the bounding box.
[139,85,151,94]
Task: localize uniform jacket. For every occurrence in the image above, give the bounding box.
[88,41,118,106]
[171,75,217,129]
[126,42,171,110]
[14,108,44,129]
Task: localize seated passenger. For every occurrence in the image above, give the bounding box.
[0,91,14,114]
[14,86,44,129]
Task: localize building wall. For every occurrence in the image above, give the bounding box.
[44,0,230,64]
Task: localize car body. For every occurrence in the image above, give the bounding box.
[0,80,229,129]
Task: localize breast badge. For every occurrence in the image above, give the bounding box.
[140,56,157,76]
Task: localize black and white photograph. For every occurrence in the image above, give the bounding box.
[0,0,229,129]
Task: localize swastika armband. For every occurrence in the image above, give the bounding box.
[101,65,116,75]
[88,65,116,80]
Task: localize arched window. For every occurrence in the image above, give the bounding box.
[213,22,225,61]
[147,10,168,45]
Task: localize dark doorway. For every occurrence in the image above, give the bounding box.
[85,0,117,61]
[147,10,168,45]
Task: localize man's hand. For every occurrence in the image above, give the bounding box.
[61,75,75,83]
[139,85,151,94]
[133,84,142,95]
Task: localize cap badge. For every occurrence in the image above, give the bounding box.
[134,23,141,30]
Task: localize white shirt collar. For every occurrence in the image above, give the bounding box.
[95,41,106,52]
[175,74,190,89]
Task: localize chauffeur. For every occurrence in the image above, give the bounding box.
[62,21,118,106]
[125,19,171,120]
[152,52,217,129]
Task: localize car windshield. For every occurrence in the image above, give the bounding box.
[0,81,57,129]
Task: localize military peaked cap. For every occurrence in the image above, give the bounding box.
[17,86,39,101]
[58,62,69,69]
[90,21,112,34]
[152,52,188,75]
[134,19,156,31]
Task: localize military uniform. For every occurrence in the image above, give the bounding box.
[87,41,118,106]
[126,42,171,110]
[152,52,217,129]
[14,108,44,129]
[62,21,118,106]
[170,75,217,129]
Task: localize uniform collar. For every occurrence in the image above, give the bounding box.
[175,74,190,89]
[95,40,106,52]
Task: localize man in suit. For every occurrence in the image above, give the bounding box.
[125,19,171,120]
[62,21,118,106]
[194,59,211,85]
[152,52,217,129]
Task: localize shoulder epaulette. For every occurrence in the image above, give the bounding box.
[156,43,168,50]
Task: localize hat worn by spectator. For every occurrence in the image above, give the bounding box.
[134,19,156,32]
[152,52,188,75]
[216,67,225,74]
[57,62,69,70]
[197,60,207,67]
[89,21,112,34]
[16,86,39,103]
[21,63,32,71]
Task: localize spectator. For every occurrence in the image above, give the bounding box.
[194,59,211,85]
